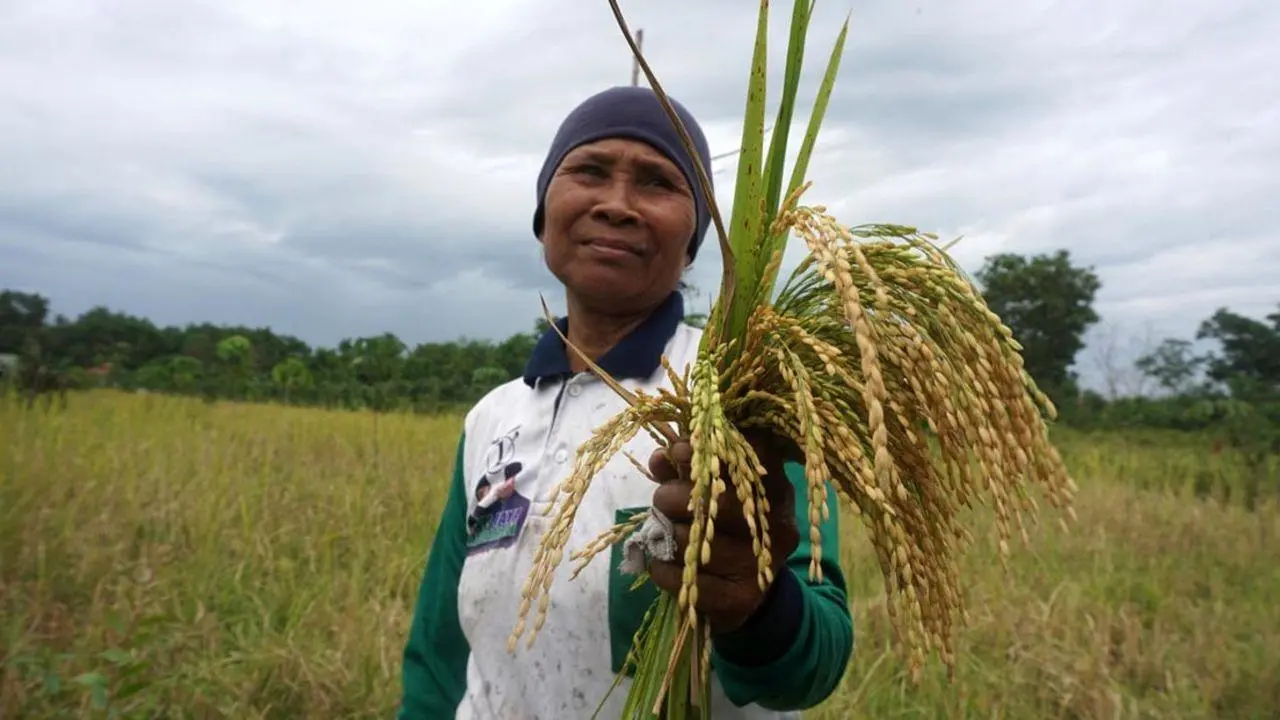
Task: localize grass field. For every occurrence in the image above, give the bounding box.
[2,390,1278,719]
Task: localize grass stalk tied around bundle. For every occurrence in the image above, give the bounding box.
[506,0,1079,717]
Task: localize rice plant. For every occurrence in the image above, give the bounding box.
[507,1,1078,717]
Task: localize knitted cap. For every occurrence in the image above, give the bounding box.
[532,86,714,262]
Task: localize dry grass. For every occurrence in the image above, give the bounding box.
[2,390,1277,719]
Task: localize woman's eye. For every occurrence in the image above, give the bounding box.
[644,174,677,190]
[572,164,607,177]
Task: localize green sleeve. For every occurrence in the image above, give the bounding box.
[710,460,853,710]
[397,433,472,719]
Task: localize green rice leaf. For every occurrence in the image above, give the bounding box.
[761,0,813,229]
[758,11,850,304]
[782,12,850,211]
[716,0,773,356]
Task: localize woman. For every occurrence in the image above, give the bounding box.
[398,86,853,719]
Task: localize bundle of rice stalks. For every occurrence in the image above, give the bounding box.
[508,0,1077,717]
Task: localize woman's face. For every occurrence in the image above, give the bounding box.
[539,138,697,315]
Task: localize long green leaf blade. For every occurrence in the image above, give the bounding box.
[783,13,850,207]
[760,0,812,225]
[754,0,815,309]
[756,13,851,298]
[720,0,772,352]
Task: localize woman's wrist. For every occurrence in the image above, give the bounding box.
[709,568,804,667]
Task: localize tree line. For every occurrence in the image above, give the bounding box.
[2,249,1277,447]
[0,290,551,414]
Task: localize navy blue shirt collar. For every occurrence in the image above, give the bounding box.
[522,291,686,387]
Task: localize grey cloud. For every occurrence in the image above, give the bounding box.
[1,0,1277,394]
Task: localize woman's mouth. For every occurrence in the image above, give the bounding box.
[583,237,643,259]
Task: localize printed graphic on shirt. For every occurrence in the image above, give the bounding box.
[483,424,520,473]
[466,426,530,556]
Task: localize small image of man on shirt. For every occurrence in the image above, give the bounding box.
[467,461,523,536]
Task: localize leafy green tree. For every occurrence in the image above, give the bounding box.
[349,333,407,412]
[216,335,254,397]
[167,356,203,392]
[1135,338,1206,395]
[470,366,508,396]
[974,250,1102,393]
[0,290,49,353]
[271,356,314,402]
[1195,304,1280,393]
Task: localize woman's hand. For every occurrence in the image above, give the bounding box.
[645,431,801,634]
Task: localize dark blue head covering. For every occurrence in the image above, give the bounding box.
[531,86,715,262]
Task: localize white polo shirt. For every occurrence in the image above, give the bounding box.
[397,291,854,720]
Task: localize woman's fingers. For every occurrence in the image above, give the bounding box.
[646,531,762,625]
[647,439,693,484]
[652,483,760,565]
[652,475,692,521]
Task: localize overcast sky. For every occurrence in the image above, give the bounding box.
[2,0,1276,392]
